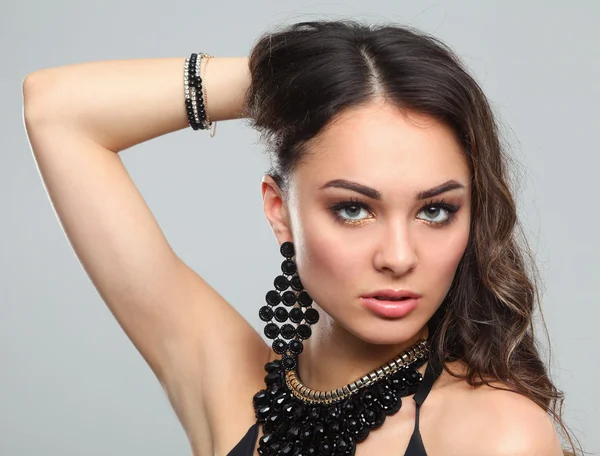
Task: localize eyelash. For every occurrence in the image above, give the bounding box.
[329,198,461,227]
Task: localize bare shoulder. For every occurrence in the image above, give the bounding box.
[432,362,564,456]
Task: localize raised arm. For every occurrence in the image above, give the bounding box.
[23,57,248,149]
[22,56,270,455]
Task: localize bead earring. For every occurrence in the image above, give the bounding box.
[259,241,320,371]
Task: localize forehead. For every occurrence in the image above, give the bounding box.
[293,102,470,195]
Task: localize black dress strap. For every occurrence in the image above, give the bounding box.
[404,358,443,456]
[227,423,258,456]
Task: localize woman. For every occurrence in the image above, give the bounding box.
[22,20,580,456]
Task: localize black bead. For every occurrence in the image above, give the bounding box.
[259,306,274,322]
[342,399,362,417]
[372,406,386,428]
[362,405,385,429]
[318,440,332,456]
[268,441,282,453]
[272,339,288,355]
[297,291,313,307]
[347,416,363,432]
[280,242,295,258]
[282,291,297,306]
[275,307,289,323]
[313,422,326,438]
[281,259,297,275]
[280,324,296,340]
[360,388,376,404]
[379,389,395,407]
[355,425,370,443]
[325,406,341,423]
[308,407,322,420]
[290,275,303,291]
[389,374,405,391]
[265,372,280,386]
[382,395,402,415]
[269,383,284,397]
[282,355,297,371]
[274,392,290,408]
[266,290,282,306]
[257,405,272,420]
[289,339,304,355]
[274,275,290,291]
[284,402,301,419]
[259,433,274,446]
[406,370,421,385]
[253,389,269,409]
[265,360,281,373]
[297,324,312,340]
[329,420,341,434]
[292,447,306,456]
[267,412,283,427]
[264,323,280,339]
[304,308,320,324]
[335,435,354,454]
[281,443,295,455]
[289,307,304,323]
[301,426,312,439]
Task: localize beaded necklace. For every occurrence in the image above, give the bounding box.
[252,339,430,456]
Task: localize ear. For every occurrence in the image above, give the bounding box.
[261,174,293,244]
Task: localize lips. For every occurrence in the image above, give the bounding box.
[362,289,421,300]
[360,289,421,318]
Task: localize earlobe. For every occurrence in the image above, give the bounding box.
[261,175,292,243]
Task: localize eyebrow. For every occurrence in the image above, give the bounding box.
[319,179,466,200]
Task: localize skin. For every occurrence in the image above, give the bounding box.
[259,100,564,455]
[262,99,471,390]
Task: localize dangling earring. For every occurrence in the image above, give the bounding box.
[259,241,320,372]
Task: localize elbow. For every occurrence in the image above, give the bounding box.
[23,69,65,125]
[23,71,50,125]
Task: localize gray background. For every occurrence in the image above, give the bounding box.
[2,0,598,455]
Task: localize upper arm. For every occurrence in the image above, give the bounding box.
[23,80,270,451]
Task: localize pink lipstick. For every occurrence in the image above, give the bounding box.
[360,289,421,318]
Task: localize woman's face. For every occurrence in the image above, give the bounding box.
[263,101,472,345]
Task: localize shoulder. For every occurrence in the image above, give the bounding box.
[470,385,563,455]
[434,363,564,456]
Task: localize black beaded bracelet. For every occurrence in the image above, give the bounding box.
[184,52,213,131]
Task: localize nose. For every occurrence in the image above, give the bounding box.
[373,222,418,276]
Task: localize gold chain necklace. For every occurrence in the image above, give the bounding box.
[285,339,429,405]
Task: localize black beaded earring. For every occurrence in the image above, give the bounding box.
[259,241,320,372]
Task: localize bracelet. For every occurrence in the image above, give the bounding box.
[184,52,217,137]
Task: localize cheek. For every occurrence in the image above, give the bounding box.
[418,224,470,291]
[295,221,350,282]
[290,211,359,303]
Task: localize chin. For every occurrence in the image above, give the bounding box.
[346,321,424,346]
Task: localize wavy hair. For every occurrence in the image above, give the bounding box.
[243,20,582,455]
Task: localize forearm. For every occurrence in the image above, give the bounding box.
[23,56,250,152]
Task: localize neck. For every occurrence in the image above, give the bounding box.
[296,311,429,392]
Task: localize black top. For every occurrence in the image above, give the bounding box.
[227,359,442,456]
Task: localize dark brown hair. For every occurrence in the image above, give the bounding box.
[243,20,583,455]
